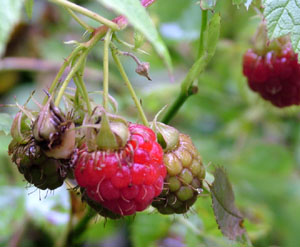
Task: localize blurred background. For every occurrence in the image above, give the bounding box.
[1,0,300,246]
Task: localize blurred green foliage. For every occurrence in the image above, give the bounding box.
[1,0,300,246]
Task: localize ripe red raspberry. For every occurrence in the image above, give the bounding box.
[243,42,300,107]
[74,123,166,216]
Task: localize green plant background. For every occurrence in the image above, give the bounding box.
[1,0,300,246]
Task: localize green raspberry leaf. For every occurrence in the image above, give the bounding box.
[0,0,24,57]
[210,167,251,244]
[96,0,172,71]
[0,113,13,136]
[263,0,300,56]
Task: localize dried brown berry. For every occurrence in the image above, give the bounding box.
[32,99,75,159]
[9,138,66,190]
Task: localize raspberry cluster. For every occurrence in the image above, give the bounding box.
[8,93,206,218]
[243,44,300,107]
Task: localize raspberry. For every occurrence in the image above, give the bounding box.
[81,188,121,219]
[151,123,205,214]
[8,112,67,190]
[243,40,300,107]
[9,138,66,190]
[74,123,166,216]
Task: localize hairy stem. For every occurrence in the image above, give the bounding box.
[49,0,119,30]
[103,30,113,110]
[111,48,149,127]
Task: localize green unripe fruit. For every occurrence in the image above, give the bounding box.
[151,124,205,215]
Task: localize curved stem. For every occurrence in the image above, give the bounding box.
[53,28,107,107]
[44,45,84,104]
[103,30,113,110]
[111,48,149,127]
[74,73,92,115]
[66,8,94,32]
[54,52,87,107]
[49,0,119,30]
[161,9,211,124]
[75,55,92,115]
[161,86,197,124]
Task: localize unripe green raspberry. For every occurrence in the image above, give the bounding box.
[151,123,205,214]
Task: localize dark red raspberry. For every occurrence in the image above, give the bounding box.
[243,44,300,107]
[74,123,166,216]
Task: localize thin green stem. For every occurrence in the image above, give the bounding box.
[161,86,197,124]
[103,30,113,110]
[74,55,92,115]
[197,10,208,59]
[53,29,106,107]
[76,71,92,115]
[66,8,93,32]
[111,48,149,127]
[44,45,84,104]
[73,74,91,115]
[54,52,87,107]
[161,52,208,124]
[49,0,119,30]
[112,34,149,55]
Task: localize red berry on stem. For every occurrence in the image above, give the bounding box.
[75,123,166,216]
[243,38,300,107]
